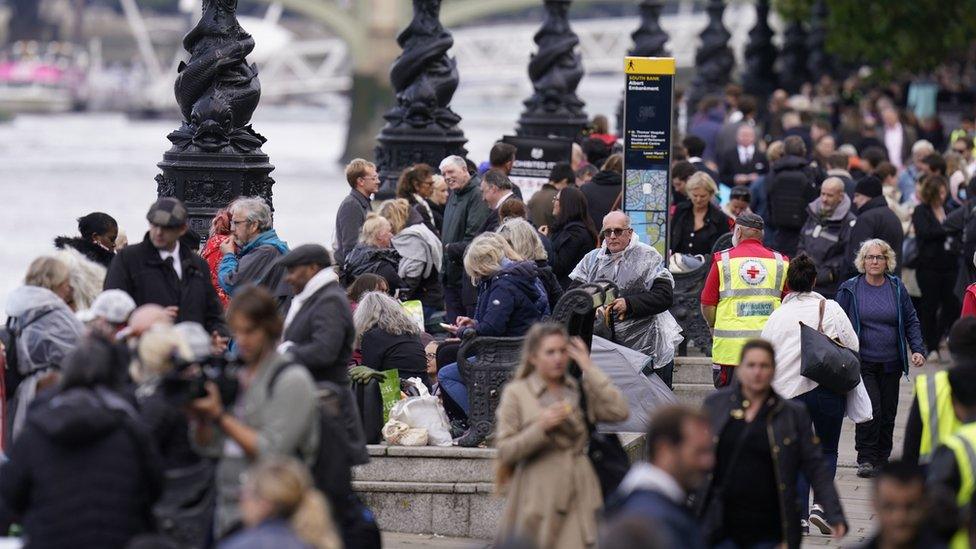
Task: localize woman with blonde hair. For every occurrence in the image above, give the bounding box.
[220,457,341,549]
[495,322,628,549]
[669,171,730,256]
[379,198,444,314]
[341,213,403,294]
[5,255,85,438]
[497,217,562,308]
[836,239,925,478]
[438,233,550,419]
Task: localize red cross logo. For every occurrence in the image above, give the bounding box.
[739,260,767,286]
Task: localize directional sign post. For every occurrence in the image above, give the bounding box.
[622,56,675,257]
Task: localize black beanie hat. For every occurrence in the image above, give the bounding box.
[854,175,883,199]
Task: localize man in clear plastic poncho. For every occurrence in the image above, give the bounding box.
[569,211,683,388]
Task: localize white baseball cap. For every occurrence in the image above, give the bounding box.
[77,290,136,324]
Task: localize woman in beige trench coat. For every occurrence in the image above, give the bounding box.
[494,322,629,549]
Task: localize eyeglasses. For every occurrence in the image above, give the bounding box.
[601,227,632,238]
[230,218,251,226]
[425,352,437,360]
[864,254,886,262]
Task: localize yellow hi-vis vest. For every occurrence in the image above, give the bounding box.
[711,250,787,365]
[943,423,976,549]
[916,371,961,463]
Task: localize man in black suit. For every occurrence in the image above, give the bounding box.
[478,169,518,234]
[105,197,227,337]
[718,125,768,189]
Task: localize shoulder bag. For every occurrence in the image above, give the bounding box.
[799,300,861,394]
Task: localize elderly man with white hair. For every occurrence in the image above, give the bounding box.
[568,211,682,387]
[797,176,857,299]
[217,197,291,307]
[439,154,490,323]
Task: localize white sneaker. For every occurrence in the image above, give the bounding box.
[808,504,833,535]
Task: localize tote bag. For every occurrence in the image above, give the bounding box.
[800,300,861,394]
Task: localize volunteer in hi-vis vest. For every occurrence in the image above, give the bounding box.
[908,371,961,466]
[925,364,976,549]
[701,213,789,388]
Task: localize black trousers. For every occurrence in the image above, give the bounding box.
[916,267,960,352]
[855,361,902,466]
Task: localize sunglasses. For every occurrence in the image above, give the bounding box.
[601,227,632,238]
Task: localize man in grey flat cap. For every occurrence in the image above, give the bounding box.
[700,212,789,388]
[277,244,368,464]
[278,244,355,385]
[105,197,227,337]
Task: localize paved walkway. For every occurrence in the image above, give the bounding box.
[384,357,949,548]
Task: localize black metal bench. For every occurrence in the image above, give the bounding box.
[456,282,617,447]
[668,232,732,356]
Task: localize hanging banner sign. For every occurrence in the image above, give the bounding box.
[502,134,573,200]
[622,56,675,257]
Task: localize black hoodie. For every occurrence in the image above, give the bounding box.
[767,155,819,230]
[582,170,622,230]
[0,388,162,549]
[54,236,115,268]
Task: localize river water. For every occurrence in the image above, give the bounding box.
[0,86,622,310]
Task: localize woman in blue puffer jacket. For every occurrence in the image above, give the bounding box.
[439,233,550,419]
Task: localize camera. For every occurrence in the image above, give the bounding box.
[161,353,241,406]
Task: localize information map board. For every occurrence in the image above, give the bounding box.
[622,56,675,256]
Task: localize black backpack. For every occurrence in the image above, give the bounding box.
[268,364,381,549]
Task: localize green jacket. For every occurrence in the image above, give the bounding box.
[441,174,490,285]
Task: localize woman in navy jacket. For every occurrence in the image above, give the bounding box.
[438,233,549,419]
[835,238,925,478]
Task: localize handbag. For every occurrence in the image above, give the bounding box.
[701,418,755,544]
[577,365,629,502]
[800,300,861,394]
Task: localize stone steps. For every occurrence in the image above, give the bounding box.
[354,434,646,539]
[354,356,715,540]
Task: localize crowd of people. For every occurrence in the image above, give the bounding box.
[0,76,976,549]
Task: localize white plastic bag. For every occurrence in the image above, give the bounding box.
[388,378,453,446]
[399,428,429,446]
[846,377,873,424]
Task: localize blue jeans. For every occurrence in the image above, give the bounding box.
[793,385,846,518]
[438,362,468,416]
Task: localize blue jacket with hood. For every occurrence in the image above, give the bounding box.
[835,274,926,376]
[460,260,548,338]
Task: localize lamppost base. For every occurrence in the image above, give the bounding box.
[374,126,467,199]
[156,150,275,237]
[516,113,588,141]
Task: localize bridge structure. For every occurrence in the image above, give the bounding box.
[255,0,763,103]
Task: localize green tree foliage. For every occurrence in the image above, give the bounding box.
[774,0,976,75]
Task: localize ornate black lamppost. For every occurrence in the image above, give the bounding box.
[616,0,670,133]
[374,0,467,195]
[806,0,834,82]
[155,0,274,237]
[687,0,734,112]
[779,20,809,94]
[742,0,777,101]
[516,0,588,139]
